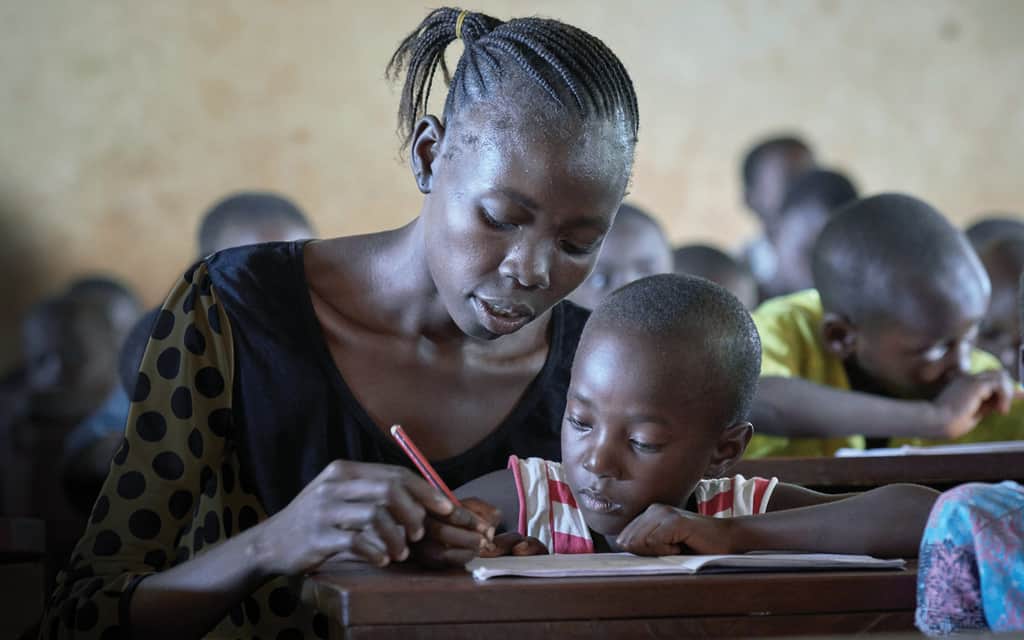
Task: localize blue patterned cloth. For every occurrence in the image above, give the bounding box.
[916,481,1024,634]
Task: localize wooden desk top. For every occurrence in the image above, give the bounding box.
[735,451,1024,492]
[305,561,917,628]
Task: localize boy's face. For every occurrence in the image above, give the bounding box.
[560,327,729,537]
[747,147,814,233]
[978,253,1021,378]
[846,296,986,399]
[420,112,628,340]
[569,218,673,310]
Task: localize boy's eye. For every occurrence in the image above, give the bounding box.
[559,238,599,256]
[587,272,610,291]
[480,209,516,231]
[566,416,592,432]
[629,439,663,454]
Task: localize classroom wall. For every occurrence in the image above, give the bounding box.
[2,0,1023,368]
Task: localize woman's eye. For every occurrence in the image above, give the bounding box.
[481,209,516,231]
[630,439,662,454]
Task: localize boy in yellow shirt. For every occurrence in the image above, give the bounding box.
[748,193,1021,457]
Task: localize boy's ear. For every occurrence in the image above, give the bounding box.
[703,422,753,478]
[821,311,858,360]
[410,115,446,194]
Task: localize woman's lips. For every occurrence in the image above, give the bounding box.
[472,296,536,335]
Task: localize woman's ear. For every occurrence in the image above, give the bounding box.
[821,311,858,360]
[703,422,753,478]
[410,115,446,194]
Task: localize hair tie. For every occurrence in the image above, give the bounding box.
[455,10,468,40]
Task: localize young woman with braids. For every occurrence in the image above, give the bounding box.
[43,7,640,639]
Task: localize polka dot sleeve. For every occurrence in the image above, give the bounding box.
[41,262,234,638]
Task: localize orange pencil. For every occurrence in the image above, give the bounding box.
[389,424,462,507]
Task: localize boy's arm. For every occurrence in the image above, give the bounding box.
[752,372,1017,440]
[618,483,939,559]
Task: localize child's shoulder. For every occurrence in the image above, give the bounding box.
[694,474,778,517]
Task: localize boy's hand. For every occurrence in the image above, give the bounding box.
[479,532,549,557]
[617,504,734,556]
[932,370,1021,439]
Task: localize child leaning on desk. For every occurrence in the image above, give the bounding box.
[457,274,939,557]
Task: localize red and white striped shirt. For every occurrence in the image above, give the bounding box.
[508,455,778,554]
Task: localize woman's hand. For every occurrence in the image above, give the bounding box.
[251,460,469,575]
[413,496,502,567]
[616,504,734,556]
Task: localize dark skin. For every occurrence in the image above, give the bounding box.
[977,242,1024,377]
[753,275,1021,440]
[130,108,631,638]
[745,146,815,236]
[459,326,938,558]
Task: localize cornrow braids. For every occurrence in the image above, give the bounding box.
[386,7,639,151]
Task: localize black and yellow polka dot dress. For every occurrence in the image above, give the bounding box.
[42,241,588,639]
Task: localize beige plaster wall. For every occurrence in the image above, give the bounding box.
[2,0,1023,367]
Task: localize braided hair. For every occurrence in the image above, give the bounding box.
[386,7,639,156]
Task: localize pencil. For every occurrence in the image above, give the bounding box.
[389,424,462,507]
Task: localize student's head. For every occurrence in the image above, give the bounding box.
[813,193,991,400]
[741,135,815,232]
[66,276,142,347]
[388,8,639,340]
[978,234,1024,377]
[770,168,858,295]
[197,191,314,258]
[561,274,761,537]
[568,204,672,310]
[673,244,758,309]
[965,215,1024,254]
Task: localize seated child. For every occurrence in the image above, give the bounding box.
[748,193,1020,458]
[569,203,673,310]
[965,214,1024,254]
[673,243,758,309]
[761,168,858,299]
[916,481,1024,634]
[976,232,1024,375]
[458,274,937,557]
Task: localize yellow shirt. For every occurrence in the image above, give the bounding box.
[748,289,1024,457]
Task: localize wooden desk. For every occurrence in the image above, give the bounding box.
[305,561,917,639]
[735,451,1024,493]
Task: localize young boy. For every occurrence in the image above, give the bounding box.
[459,274,936,557]
[569,203,673,310]
[761,168,858,299]
[738,135,816,295]
[748,193,1020,458]
[673,243,758,309]
[964,214,1024,254]
[977,232,1024,376]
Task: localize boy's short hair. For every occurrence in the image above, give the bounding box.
[614,202,669,241]
[589,273,762,428]
[741,135,813,190]
[812,193,988,324]
[779,168,858,216]
[66,276,139,306]
[965,215,1024,253]
[673,244,750,282]
[197,191,312,257]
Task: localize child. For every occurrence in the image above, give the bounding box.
[569,203,672,310]
[977,233,1024,376]
[738,135,816,295]
[458,274,936,557]
[748,194,1019,458]
[196,190,315,257]
[761,168,858,299]
[672,244,758,309]
[964,214,1024,254]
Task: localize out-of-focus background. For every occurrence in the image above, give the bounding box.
[3,0,1023,369]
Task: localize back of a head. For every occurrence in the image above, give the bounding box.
[589,274,762,428]
[197,191,314,257]
[813,193,989,325]
[779,168,858,218]
[673,244,757,308]
[965,214,1024,253]
[387,7,639,173]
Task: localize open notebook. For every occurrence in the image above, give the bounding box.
[466,552,905,581]
[835,440,1024,457]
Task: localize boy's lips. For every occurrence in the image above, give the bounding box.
[471,296,536,335]
[577,487,623,514]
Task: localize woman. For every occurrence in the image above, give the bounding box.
[44,7,640,639]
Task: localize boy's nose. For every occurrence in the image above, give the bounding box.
[582,439,619,479]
